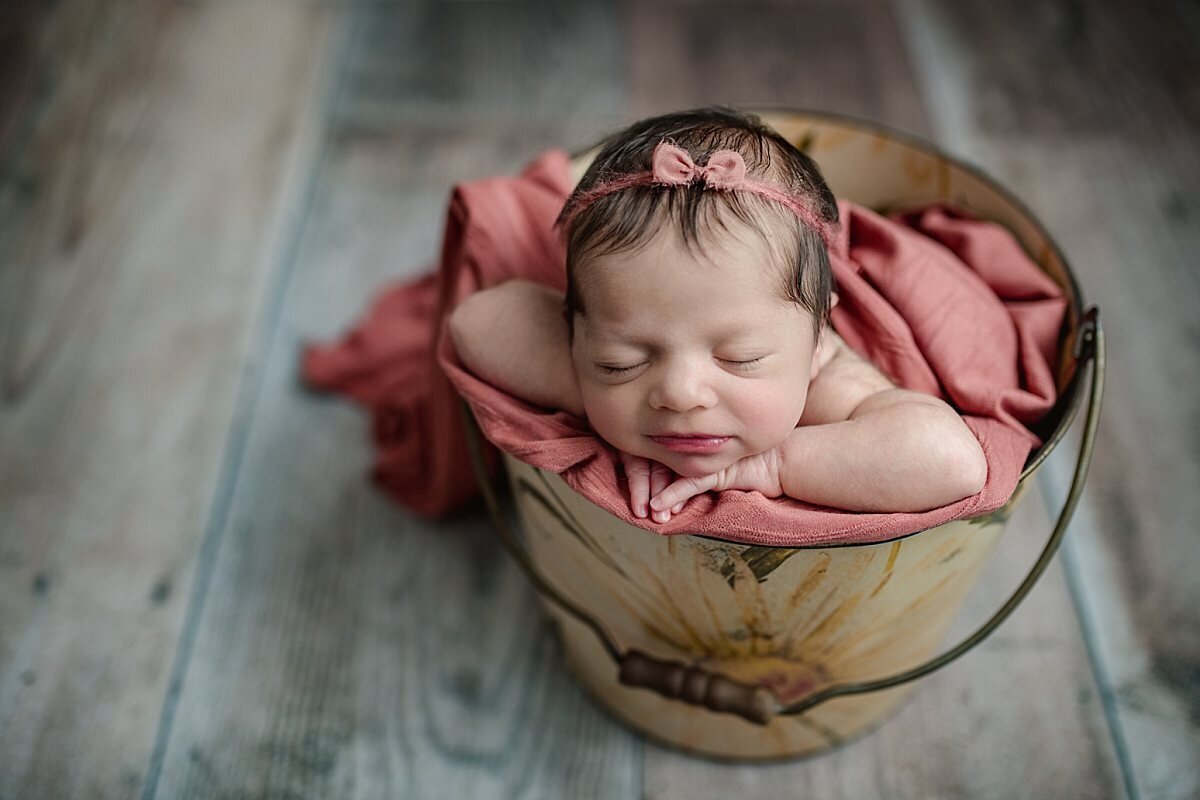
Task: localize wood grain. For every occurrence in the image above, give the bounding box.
[900,0,1200,796]
[627,0,929,138]
[335,0,628,152]
[147,3,639,797]
[0,1,337,797]
[0,0,44,160]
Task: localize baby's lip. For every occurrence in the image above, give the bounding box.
[652,434,724,441]
[648,433,731,453]
[650,431,728,438]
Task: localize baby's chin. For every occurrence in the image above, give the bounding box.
[653,448,746,479]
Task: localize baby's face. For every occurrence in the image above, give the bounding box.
[570,223,822,479]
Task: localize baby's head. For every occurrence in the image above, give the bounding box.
[556,108,840,478]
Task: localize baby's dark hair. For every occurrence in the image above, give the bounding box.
[556,107,839,341]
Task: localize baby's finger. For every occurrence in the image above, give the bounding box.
[651,474,717,513]
[649,461,672,495]
[649,462,673,523]
[671,501,685,514]
[620,453,651,518]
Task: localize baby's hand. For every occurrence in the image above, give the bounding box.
[617,451,687,524]
[648,448,785,516]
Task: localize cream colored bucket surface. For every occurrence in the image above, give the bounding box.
[469,109,1104,761]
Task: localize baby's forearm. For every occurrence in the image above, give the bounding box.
[779,390,987,512]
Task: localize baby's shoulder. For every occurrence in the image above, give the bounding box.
[798,331,895,426]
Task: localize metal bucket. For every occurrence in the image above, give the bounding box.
[463,109,1104,760]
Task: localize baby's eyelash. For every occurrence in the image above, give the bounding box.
[721,356,766,370]
[597,363,642,375]
[595,357,766,375]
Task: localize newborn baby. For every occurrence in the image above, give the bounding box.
[450,108,986,524]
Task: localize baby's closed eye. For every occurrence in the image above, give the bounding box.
[718,355,767,371]
[593,355,769,377]
[596,362,645,376]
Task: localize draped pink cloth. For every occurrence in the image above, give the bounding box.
[302,149,1068,545]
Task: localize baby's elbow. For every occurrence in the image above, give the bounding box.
[951,438,988,498]
[908,404,987,505]
[447,292,494,369]
[446,306,473,367]
[936,427,987,503]
[447,302,469,348]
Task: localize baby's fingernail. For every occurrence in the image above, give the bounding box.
[635,503,647,518]
[649,497,663,511]
[653,510,669,523]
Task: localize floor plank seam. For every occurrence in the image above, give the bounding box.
[1038,467,1140,800]
[888,1,1147,786]
[135,8,361,799]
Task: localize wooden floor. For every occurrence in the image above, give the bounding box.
[1,0,1197,797]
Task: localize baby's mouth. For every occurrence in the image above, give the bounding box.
[648,434,731,454]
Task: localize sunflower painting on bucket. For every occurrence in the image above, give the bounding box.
[506,459,1008,759]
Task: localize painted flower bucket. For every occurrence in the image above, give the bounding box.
[463,109,1105,760]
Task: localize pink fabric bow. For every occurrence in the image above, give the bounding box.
[652,141,747,190]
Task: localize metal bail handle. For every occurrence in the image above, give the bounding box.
[464,306,1104,725]
[777,305,1105,716]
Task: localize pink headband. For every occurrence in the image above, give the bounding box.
[561,140,837,248]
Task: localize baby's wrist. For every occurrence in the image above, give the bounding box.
[776,427,815,498]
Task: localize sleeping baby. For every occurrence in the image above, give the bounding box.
[449,108,987,524]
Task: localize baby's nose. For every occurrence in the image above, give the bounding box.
[648,360,718,412]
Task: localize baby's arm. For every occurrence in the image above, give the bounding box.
[781,337,987,511]
[447,280,585,416]
[650,333,987,516]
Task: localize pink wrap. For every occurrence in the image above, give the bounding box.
[302,149,1068,546]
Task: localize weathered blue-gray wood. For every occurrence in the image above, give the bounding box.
[626,0,930,136]
[899,0,1200,796]
[0,2,337,798]
[148,3,639,798]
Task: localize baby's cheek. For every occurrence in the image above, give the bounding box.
[736,382,808,445]
[580,386,645,454]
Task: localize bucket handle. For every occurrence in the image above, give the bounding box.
[463,307,1104,726]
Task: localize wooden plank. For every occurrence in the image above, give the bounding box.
[0,1,338,797]
[0,0,43,158]
[629,0,1126,795]
[149,2,640,797]
[335,0,628,148]
[626,0,929,138]
[899,0,1200,796]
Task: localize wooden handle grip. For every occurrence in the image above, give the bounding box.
[618,650,778,726]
